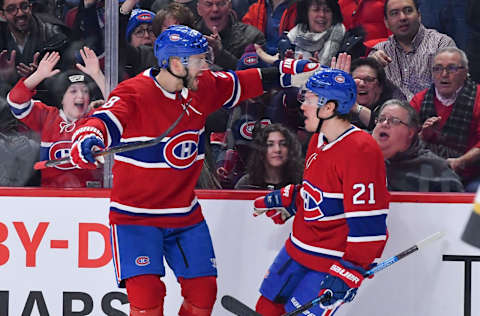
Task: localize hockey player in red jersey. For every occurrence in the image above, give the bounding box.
[253,68,390,315]
[68,25,320,316]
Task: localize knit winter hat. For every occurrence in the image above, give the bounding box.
[126,9,156,42]
[236,52,269,70]
[50,70,93,108]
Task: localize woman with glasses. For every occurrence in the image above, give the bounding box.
[372,99,464,192]
[350,57,404,130]
[117,1,158,80]
[125,9,156,48]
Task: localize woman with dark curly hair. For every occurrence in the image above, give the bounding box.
[235,123,304,190]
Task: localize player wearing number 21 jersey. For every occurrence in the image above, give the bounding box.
[253,67,389,316]
[286,127,389,272]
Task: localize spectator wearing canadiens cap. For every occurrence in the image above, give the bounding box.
[126,9,157,48]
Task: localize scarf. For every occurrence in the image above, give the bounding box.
[419,78,477,158]
[287,23,345,65]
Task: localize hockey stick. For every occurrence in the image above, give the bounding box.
[282,231,445,316]
[34,110,186,170]
[221,231,444,316]
[221,295,262,316]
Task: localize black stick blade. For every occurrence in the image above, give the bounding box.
[221,295,262,316]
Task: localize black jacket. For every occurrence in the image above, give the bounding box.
[195,15,265,70]
[386,137,464,192]
[0,13,71,83]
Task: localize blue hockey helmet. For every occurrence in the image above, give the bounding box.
[305,68,357,114]
[154,25,209,68]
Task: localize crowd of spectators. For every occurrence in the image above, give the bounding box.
[1,0,479,193]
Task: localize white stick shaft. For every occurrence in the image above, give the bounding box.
[417,231,445,249]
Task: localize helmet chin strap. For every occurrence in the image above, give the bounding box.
[166,62,190,89]
[315,107,336,133]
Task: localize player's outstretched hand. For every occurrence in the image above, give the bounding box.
[278,59,321,75]
[277,59,324,88]
[70,129,105,169]
[318,260,366,309]
[253,184,298,224]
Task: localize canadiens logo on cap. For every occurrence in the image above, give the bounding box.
[170,33,181,41]
[243,55,258,66]
[136,13,152,22]
[334,74,345,83]
[68,74,85,83]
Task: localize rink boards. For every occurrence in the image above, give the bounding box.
[0,188,478,316]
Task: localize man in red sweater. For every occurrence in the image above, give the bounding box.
[410,47,480,192]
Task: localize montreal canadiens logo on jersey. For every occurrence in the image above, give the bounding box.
[163,131,199,169]
[301,180,325,221]
[135,256,150,266]
[49,140,75,170]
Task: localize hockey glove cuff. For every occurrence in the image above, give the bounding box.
[253,184,298,224]
[70,131,105,169]
[318,260,366,309]
[277,59,323,88]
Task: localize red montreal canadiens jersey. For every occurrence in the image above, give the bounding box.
[81,68,263,227]
[285,126,389,271]
[7,79,102,187]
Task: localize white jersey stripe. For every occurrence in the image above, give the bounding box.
[111,197,199,215]
[111,224,121,282]
[345,209,389,218]
[41,141,54,147]
[322,192,344,199]
[7,95,30,109]
[316,214,346,221]
[114,153,204,168]
[347,235,387,242]
[290,234,344,257]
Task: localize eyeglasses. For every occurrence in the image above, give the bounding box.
[375,115,409,127]
[132,26,154,37]
[199,0,229,9]
[432,64,465,75]
[353,76,377,83]
[2,1,30,15]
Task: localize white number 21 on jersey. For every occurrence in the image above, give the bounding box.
[352,183,376,205]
